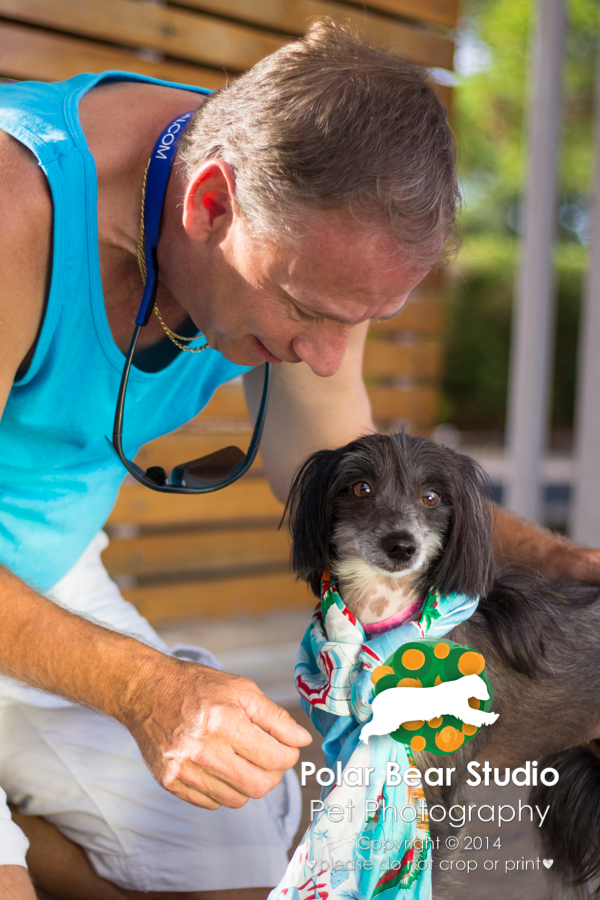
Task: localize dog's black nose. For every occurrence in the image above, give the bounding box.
[381,532,417,562]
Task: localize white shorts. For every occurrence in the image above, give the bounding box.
[0,534,301,892]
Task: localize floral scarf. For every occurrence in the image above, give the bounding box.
[268,574,479,900]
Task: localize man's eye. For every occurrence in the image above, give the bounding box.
[352,482,372,498]
[297,308,324,324]
[422,490,441,508]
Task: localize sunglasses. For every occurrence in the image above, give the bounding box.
[108,325,271,493]
[106,110,271,493]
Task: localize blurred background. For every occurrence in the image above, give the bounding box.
[1,3,598,895]
[443,0,598,532]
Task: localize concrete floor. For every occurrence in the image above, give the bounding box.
[155,611,555,900]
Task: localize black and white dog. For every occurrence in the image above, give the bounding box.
[287,432,600,900]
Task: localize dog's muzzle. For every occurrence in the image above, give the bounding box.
[380,531,417,563]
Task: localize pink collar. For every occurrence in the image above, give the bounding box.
[362,597,424,636]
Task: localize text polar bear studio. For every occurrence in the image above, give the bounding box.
[360,673,499,744]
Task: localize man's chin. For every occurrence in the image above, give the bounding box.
[212,344,267,367]
[215,337,283,367]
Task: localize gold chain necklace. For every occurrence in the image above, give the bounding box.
[137,159,207,353]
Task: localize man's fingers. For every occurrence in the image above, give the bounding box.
[199,685,307,771]
[174,705,292,793]
[230,719,301,773]
[171,763,257,809]
[185,745,287,800]
[239,690,312,748]
[166,779,221,810]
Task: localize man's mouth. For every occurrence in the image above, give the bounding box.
[250,337,284,364]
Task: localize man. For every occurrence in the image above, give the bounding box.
[0,18,598,900]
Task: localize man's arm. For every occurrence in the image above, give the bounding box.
[244,321,374,502]
[0,131,311,813]
[0,564,310,809]
[0,133,52,416]
[0,868,36,900]
[493,505,600,584]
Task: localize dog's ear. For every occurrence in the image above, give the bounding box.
[285,448,345,597]
[430,452,495,598]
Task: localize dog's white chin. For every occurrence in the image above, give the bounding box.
[333,557,424,626]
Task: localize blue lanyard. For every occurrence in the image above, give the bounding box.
[135,111,196,326]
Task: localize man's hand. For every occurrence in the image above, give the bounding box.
[122,658,312,809]
[493,505,600,585]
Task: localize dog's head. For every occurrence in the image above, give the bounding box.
[286,433,494,601]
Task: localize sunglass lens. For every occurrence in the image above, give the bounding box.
[170,446,246,488]
[144,465,168,486]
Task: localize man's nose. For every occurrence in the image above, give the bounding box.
[292,324,353,377]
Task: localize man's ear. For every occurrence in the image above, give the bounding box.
[182,159,236,242]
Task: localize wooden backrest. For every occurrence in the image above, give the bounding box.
[0,1,454,108]
[0,0,457,620]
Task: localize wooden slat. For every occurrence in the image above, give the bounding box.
[368,385,438,422]
[179,418,252,434]
[166,0,455,69]
[0,25,453,111]
[432,82,452,114]
[193,376,442,422]
[363,341,442,379]
[102,527,290,578]
[201,384,250,421]
[331,0,458,29]
[368,300,444,337]
[174,0,458,32]
[107,478,283,527]
[0,21,228,88]
[0,0,284,73]
[0,16,453,109]
[417,267,445,291]
[124,570,312,620]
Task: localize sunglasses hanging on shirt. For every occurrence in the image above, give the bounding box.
[106,110,271,493]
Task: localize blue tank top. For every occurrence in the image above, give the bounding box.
[0,72,251,591]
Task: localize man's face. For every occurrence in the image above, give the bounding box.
[192,209,428,377]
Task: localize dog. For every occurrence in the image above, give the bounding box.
[360,674,499,744]
[286,432,600,900]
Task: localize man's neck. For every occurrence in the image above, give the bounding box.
[78,82,206,353]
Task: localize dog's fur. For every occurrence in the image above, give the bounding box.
[287,433,600,899]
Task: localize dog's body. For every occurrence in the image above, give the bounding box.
[287,433,600,899]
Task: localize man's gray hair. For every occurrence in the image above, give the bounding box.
[180,18,460,268]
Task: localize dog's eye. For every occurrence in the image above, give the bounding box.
[421,490,440,508]
[352,482,372,498]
